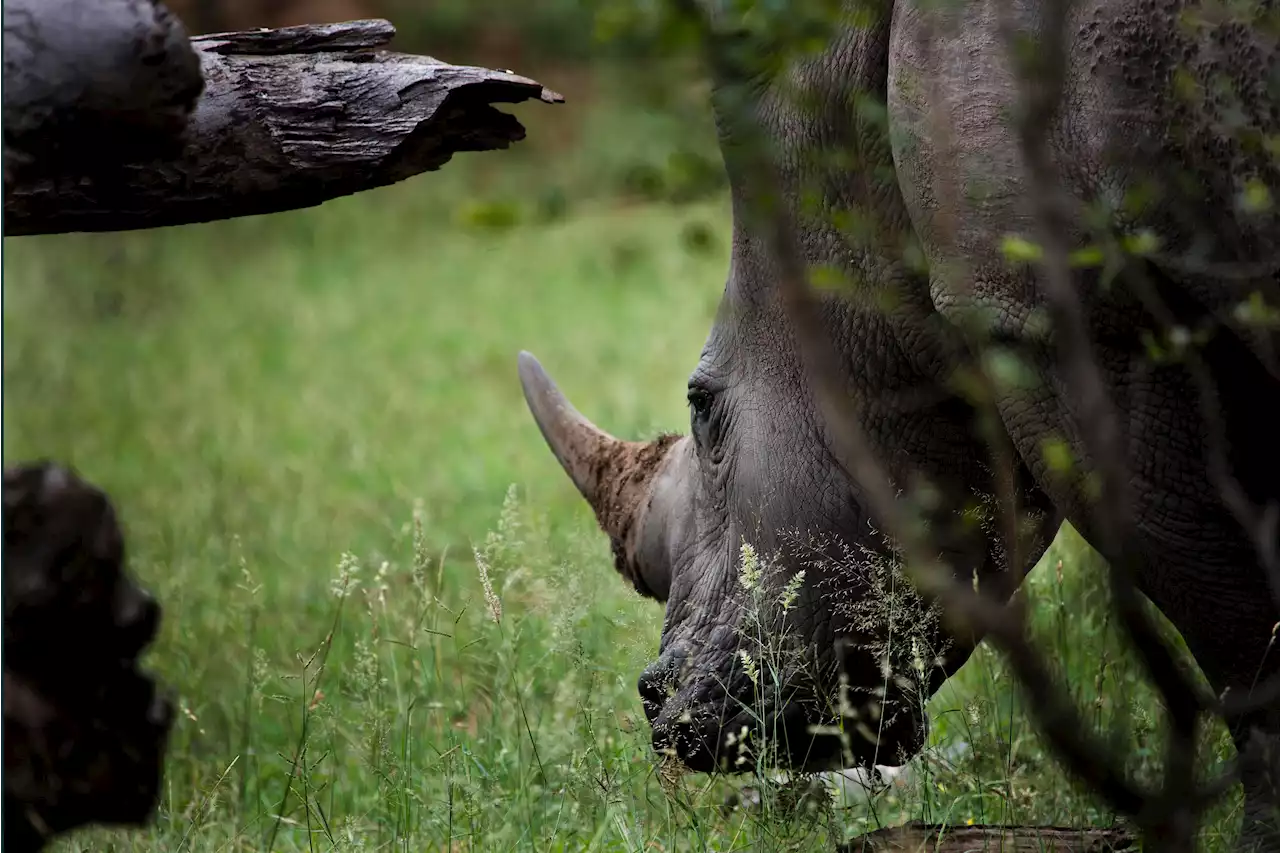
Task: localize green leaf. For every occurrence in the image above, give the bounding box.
[1041,437,1075,474]
[809,263,849,292]
[454,200,522,232]
[1000,235,1043,263]
[982,348,1039,392]
[1121,229,1161,257]
[1068,245,1105,268]
[1240,178,1273,214]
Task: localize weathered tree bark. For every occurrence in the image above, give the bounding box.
[3,0,207,186]
[838,823,1136,852]
[3,15,563,236]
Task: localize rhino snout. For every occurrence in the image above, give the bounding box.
[639,637,707,722]
[638,634,930,774]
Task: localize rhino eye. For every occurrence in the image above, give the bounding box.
[687,386,717,451]
[687,387,714,421]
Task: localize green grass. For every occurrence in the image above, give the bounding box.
[2,84,1243,851]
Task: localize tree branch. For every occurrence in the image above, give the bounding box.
[3,17,564,236]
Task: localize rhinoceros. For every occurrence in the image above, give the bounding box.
[518,0,1279,846]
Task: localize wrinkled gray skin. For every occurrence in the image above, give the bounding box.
[521,0,1280,846]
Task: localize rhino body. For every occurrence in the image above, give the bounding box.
[520,0,1279,846]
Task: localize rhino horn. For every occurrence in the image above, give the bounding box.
[517,352,677,543]
[517,351,620,507]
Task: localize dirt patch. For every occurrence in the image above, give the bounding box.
[585,433,681,598]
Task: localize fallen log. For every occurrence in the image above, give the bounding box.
[2,0,206,188]
[3,15,563,236]
[838,822,1137,853]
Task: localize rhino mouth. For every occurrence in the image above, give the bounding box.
[648,697,849,774]
[638,640,926,774]
[517,353,929,774]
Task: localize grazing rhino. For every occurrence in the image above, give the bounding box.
[4,463,173,852]
[519,0,1279,846]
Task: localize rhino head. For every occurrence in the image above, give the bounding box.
[518,339,938,774]
[518,5,1068,776]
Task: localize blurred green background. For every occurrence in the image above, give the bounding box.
[2,1,1243,850]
